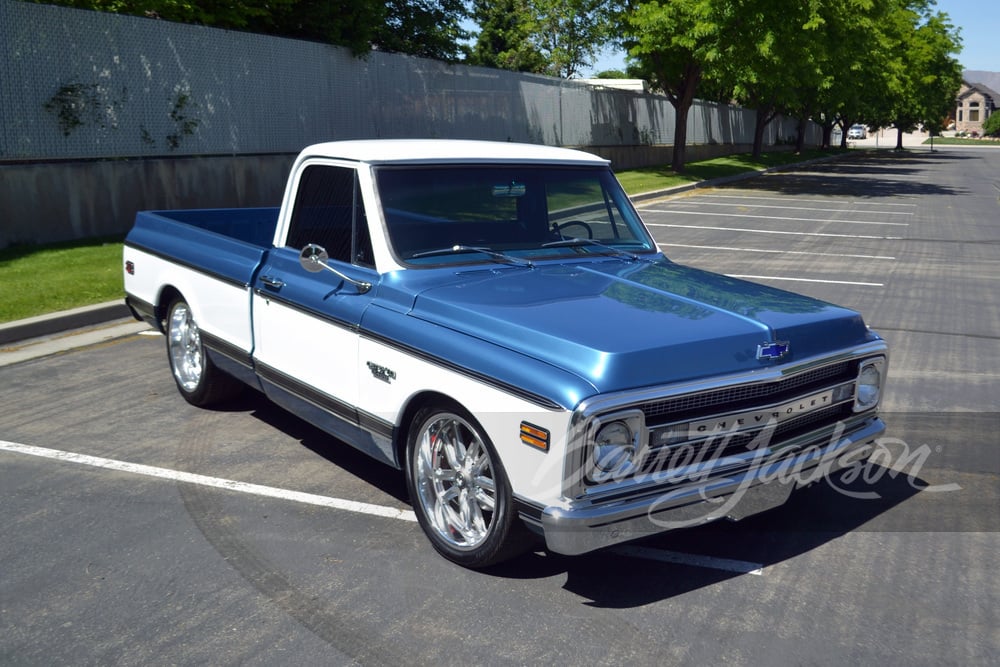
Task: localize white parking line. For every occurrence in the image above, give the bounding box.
[2,439,768,576]
[647,223,903,241]
[665,201,914,216]
[659,243,895,261]
[690,194,917,208]
[0,440,418,522]
[727,274,884,287]
[643,209,909,227]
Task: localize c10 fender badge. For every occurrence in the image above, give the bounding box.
[366,361,397,384]
[756,341,790,361]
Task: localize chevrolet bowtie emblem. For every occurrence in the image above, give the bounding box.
[757,341,790,360]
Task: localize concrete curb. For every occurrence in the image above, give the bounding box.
[0,300,133,346]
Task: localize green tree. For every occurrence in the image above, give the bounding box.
[591,69,630,79]
[790,0,894,150]
[624,0,718,171]
[884,4,963,149]
[469,0,614,78]
[375,0,469,61]
[25,0,469,61]
[269,0,384,54]
[529,0,614,78]
[467,0,547,72]
[711,0,834,158]
[983,112,1000,137]
[22,0,296,29]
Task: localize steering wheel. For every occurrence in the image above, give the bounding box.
[553,220,594,239]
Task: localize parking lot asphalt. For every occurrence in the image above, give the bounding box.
[2,144,998,666]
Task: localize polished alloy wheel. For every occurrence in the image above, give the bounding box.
[412,412,498,551]
[168,302,203,393]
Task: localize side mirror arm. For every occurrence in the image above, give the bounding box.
[298,244,372,294]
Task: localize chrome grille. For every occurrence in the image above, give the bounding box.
[639,361,853,424]
[639,403,852,474]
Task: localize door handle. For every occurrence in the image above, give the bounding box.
[260,275,285,290]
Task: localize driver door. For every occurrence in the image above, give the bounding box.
[251,162,377,437]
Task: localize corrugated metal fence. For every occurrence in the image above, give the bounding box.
[0,0,816,162]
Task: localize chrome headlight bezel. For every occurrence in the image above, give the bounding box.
[587,409,645,483]
[854,357,885,412]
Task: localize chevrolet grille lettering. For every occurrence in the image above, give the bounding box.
[688,389,835,437]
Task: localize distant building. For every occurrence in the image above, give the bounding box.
[955,71,999,135]
[577,79,649,93]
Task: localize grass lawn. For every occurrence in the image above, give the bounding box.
[0,237,124,324]
[921,136,1000,146]
[614,148,844,194]
[0,147,847,324]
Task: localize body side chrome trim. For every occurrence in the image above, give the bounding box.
[255,360,395,441]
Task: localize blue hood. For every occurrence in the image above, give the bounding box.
[402,258,871,394]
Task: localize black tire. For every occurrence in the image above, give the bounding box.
[404,402,530,568]
[165,297,243,407]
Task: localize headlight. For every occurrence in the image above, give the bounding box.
[854,358,885,411]
[589,412,643,482]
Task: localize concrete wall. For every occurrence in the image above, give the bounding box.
[0,1,818,248]
[0,143,799,248]
[1,154,294,247]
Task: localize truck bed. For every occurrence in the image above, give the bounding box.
[127,208,279,288]
[142,208,279,248]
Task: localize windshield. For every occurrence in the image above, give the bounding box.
[375,165,656,266]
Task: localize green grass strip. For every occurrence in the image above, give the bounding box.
[0,237,124,323]
[921,137,1000,146]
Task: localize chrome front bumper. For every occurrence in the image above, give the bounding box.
[540,417,885,556]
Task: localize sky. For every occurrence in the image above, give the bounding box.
[582,0,999,77]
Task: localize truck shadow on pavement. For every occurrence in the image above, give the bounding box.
[487,469,925,608]
[493,410,996,607]
[224,389,974,608]
[228,389,414,504]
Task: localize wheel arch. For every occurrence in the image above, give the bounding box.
[155,285,184,332]
[392,390,467,468]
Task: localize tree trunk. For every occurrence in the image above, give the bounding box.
[895,126,905,150]
[795,116,808,153]
[752,106,772,158]
[669,62,702,173]
[672,102,691,172]
[821,121,835,149]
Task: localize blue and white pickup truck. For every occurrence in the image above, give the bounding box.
[124,140,888,568]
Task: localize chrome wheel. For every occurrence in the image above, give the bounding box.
[168,301,204,392]
[164,297,242,407]
[412,411,499,551]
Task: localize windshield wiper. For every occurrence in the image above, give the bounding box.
[410,245,534,268]
[542,237,639,260]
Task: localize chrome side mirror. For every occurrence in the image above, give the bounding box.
[299,243,329,273]
[298,244,372,294]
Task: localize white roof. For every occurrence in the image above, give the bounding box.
[297,139,609,166]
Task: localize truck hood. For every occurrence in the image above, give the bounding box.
[405,258,871,394]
